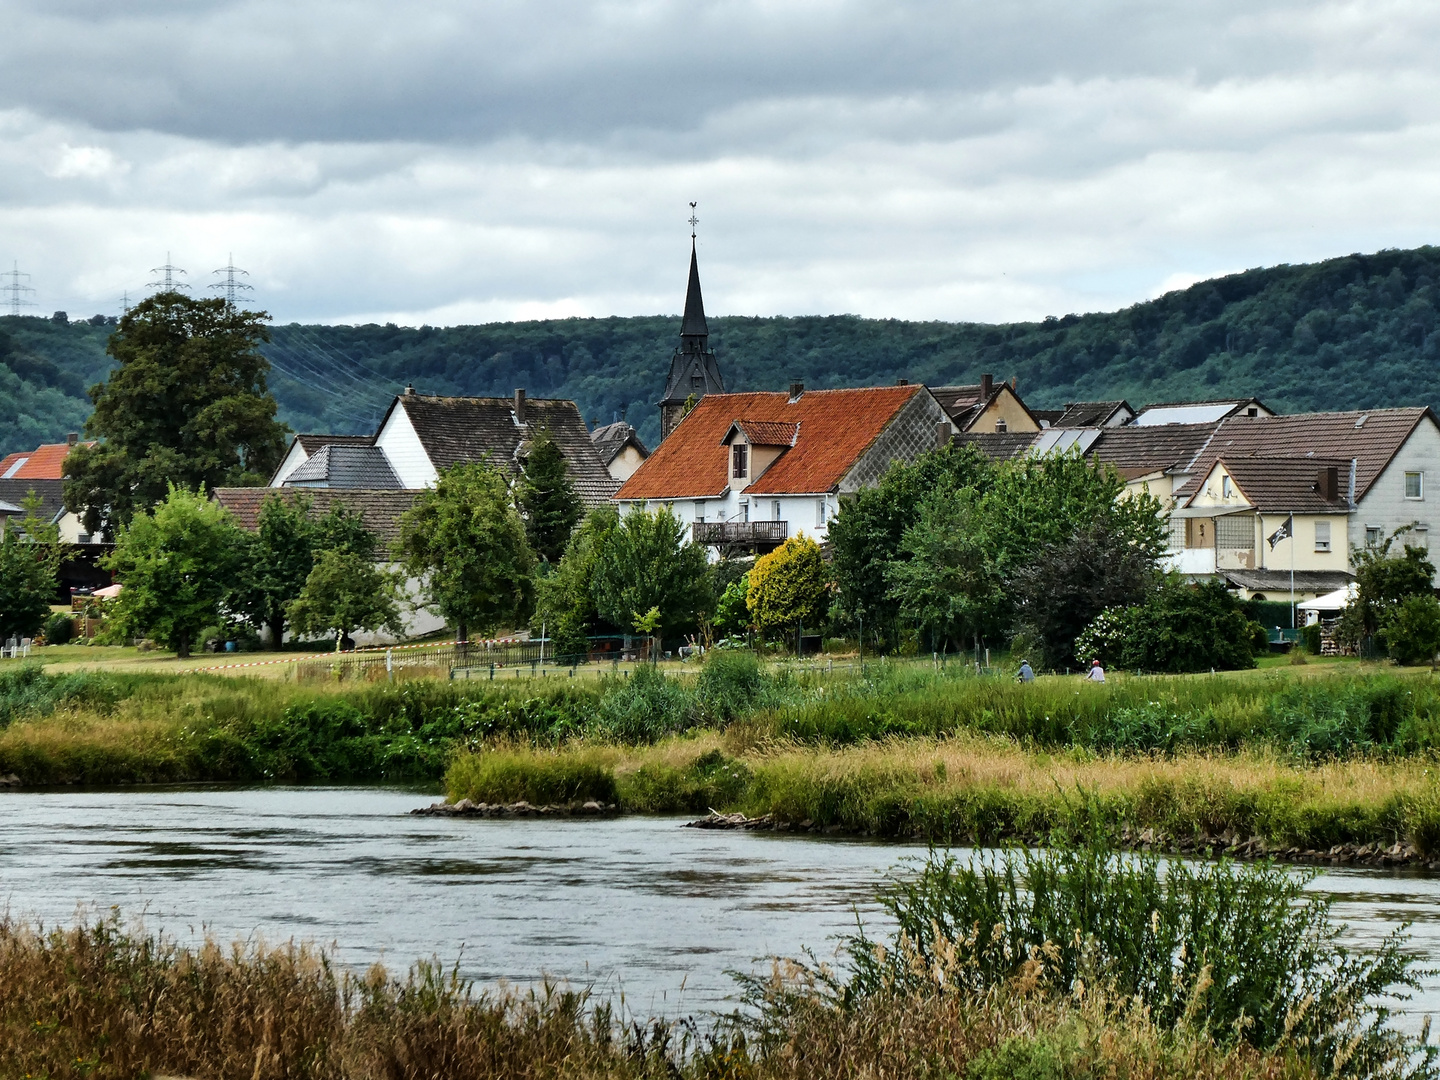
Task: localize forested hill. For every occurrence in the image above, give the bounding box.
[4,244,1440,456]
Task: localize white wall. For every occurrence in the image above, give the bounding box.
[269,440,310,487]
[1354,418,1440,575]
[374,401,439,488]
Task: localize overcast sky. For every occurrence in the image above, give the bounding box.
[1,0,1439,326]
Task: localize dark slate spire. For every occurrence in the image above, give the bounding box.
[680,240,708,347]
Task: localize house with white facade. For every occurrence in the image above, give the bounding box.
[613,383,950,554]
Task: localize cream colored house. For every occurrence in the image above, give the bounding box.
[590,421,650,482]
[929,374,1042,435]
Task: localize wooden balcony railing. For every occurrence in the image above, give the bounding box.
[692,520,788,544]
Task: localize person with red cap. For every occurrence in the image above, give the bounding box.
[1086,659,1106,683]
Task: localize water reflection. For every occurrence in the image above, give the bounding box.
[0,785,1436,1027]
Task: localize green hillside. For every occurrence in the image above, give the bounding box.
[4,245,1440,456]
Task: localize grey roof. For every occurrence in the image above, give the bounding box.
[284,444,401,488]
[590,421,650,466]
[391,394,620,507]
[1084,422,1222,480]
[1053,400,1134,428]
[951,431,1039,461]
[1221,569,1354,595]
[213,488,421,545]
[0,478,66,524]
[0,499,23,514]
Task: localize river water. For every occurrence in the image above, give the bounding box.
[2,785,1440,1026]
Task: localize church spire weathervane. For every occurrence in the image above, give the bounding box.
[689,201,698,240]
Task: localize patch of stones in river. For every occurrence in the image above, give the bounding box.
[683,812,1440,869]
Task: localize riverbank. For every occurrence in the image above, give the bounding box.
[443,734,1440,860]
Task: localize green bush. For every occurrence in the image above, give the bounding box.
[1300,622,1323,654]
[1379,593,1440,666]
[831,843,1427,1076]
[1078,580,1259,674]
[42,613,73,646]
[592,665,695,742]
[694,650,775,723]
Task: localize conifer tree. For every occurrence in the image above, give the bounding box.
[517,427,582,562]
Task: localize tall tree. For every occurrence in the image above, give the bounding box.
[0,492,64,640]
[531,506,620,659]
[286,550,404,650]
[63,292,287,536]
[103,485,242,657]
[395,462,536,642]
[517,427,583,562]
[590,504,710,640]
[828,444,992,649]
[746,535,831,642]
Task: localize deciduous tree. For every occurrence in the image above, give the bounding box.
[746,535,831,642]
[63,292,287,536]
[102,485,242,657]
[591,504,710,640]
[396,462,536,642]
[286,550,403,649]
[531,507,619,660]
[0,492,64,640]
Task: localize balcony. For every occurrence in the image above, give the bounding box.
[692,520,788,545]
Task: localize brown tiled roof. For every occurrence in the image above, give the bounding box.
[1213,456,1353,513]
[1084,422,1221,477]
[589,421,649,465]
[729,420,799,446]
[1172,409,1433,503]
[1053,401,1132,428]
[616,386,921,499]
[213,488,422,544]
[392,395,619,507]
[0,442,93,480]
[294,433,373,454]
[951,432,1037,461]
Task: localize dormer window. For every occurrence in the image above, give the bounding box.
[732,444,748,479]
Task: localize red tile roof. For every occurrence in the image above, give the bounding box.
[212,488,422,544]
[728,420,799,446]
[0,442,91,480]
[615,386,922,500]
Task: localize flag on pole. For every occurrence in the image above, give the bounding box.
[1267,514,1293,550]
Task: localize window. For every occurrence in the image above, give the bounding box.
[1314,520,1331,552]
[1407,526,1430,550]
[732,444,748,479]
[1246,407,1258,417]
[690,374,704,390]
[694,500,706,523]
[1222,475,1232,499]
[995,418,1008,433]
[772,500,781,521]
[816,499,829,526]
[1406,472,1424,499]
[1216,515,1252,550]
[1366,526,1384,547]
[739,500,749,523]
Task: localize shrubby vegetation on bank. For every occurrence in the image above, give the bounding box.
[2,839,1428,1079]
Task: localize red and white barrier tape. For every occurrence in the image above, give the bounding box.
[194,637,524,672]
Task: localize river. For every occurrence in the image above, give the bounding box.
[2,785,1439,1026]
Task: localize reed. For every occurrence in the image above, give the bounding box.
[0,911,1340,1080]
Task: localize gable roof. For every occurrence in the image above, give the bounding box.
[384,394,619,507]
[212,488,422,545]
[1053,400,1133,428]
[1211,456,1353,513]
[1173,408,1433,504]
[1131,398,1270,426]
[0,478,69,525]
[1084,422,1222,480]
[724,420,799,447]
[589,421,649,466]
[0,441,91,480]
[294,433,374,455]
[616,386,923,500]
[928,382,1039,432]
[285,444,401,488]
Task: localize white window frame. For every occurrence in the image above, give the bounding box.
[1406,471,1424,500]
[772,500,781,521]
[816,498,828,526]
[1365,525,1384,547]
[694,500,705,523]
[1221,475,1232,499]
[1407,526,1430,550]
[1314,520,1331,552]
[739,500,749,523]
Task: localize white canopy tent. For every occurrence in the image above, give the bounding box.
[1296,583,1357,623]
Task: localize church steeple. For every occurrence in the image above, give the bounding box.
[657,218,725,442]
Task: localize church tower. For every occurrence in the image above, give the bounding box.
[657,240,725,441]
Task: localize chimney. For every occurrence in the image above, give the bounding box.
[1319,465,1339,502]
[403,384,415,396]
[789,382,804,402]
[935,421,953,449]
[896,378,909,386]
[980,373,993,401]
[66,432,78,446]
[514,387,526,423]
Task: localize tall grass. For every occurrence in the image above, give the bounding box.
[447,734,1440,853]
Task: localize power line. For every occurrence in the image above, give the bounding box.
[147,252,189,293]
[1,262,36,317]
[210,254,253,305]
